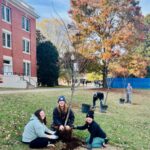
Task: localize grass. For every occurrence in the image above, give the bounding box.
[0,88,150,150]
[0,87,24,91]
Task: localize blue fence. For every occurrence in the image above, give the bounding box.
[107,78,150,89]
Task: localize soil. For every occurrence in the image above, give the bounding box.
[55,137,86,150]
[54,138,122,150]
[54,134,122,150]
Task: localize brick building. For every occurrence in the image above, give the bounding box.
[0,0,39,88]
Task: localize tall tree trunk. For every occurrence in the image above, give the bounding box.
[102,61,108,88]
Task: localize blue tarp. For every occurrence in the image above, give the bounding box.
[107,78,150,89]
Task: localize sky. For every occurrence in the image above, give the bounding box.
[24,0,71,21]
[24,0,150,21]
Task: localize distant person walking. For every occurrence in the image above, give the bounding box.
[126,83,132,103]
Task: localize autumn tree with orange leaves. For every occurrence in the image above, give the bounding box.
[109,52,148,78]
[69,0,146,87]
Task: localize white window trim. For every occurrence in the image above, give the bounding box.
[22,16,30,32]
[23,60,31,76]
[2,29,11,34]
[22,28,30,33]
[22,37,30,54]
[23,60,31,63]
[23,37,30,41]
[3,55,13,75]
[3,56,13,64]
[2,4,11,24]
[2,29,12,49]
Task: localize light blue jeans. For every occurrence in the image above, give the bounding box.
[86,136,104,148]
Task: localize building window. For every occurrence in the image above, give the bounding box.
[3,56,13,75]
[23,61,31,76]
[2,5,11,23]
[22,16,30,31]
[23,38,30,53]
[2,30,11,49]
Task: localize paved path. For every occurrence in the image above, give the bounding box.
[0,85,98,95]
[0,88,69,95]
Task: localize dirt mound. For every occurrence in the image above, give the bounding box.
[55,137,85,150]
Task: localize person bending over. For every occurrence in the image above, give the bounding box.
[93,92,104,108]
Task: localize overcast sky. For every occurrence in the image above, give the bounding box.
[24,0,150,21]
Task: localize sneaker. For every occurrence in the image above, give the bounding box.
[47,144,55,148]
[102,142,107,148]
[104,138,109,144]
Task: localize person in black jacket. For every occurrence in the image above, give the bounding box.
[93,92,104,107]
[74,111,108,149]
[51,96,75,141]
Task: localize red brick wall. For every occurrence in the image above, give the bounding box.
[0,0,37,77]
[0,0,3,74]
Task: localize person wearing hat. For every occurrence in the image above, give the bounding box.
[74,110,108,149]
[51,96,75,140]
[93,92,104,108]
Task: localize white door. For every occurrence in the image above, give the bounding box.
[3,59,13,75]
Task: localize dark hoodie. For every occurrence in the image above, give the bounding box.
[52,106,75,127]
[76,121,106,144]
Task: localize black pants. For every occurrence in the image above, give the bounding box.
[99,127,107,139]
[93,99,103,108]
[29,137,49,148]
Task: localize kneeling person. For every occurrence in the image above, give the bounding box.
[74,111,108,149]
[52,96,75,140]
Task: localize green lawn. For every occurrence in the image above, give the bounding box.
[0,89,150,150]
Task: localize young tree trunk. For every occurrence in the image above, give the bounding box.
[102,62,108,88]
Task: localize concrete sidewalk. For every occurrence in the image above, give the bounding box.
[0,88,69,95]
[0,84,98,95]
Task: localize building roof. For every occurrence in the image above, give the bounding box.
[8,0,39,19]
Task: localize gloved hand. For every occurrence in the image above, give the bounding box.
[49,130,56,135]
[72,125,77,129]
[48,135,59,140]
